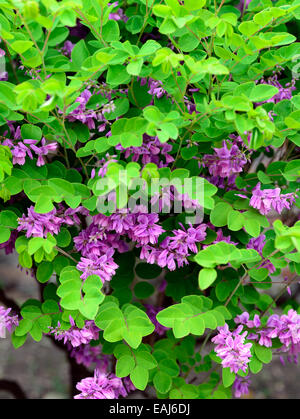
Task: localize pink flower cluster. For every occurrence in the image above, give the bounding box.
[75,211,164,282]
[66,88,115,131]
[116,135,174,168]
[138,77,167,99]
[211,324,252,373]
[1,125,57,166]
[49,318,100,348]
[249,183,297,215]
[203,140,248,188]
[234,309,300,364]
[75,369,134,399]
[233,375,251,398]
[0,306,19,338]
[140,223,207,271]
[68,344,110,370]
[247,234,275,274]
[17,205,89,238]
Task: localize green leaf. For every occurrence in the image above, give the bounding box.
[130,365,149,390]
[198,268,217,290]
[254,343,272,364]
[21,305,41,320]
[125,15,144,34]
[285,111,300,129]
[210,202,232,227]
[116,355,135,377]
[0,210,18,229]
[34,195,54,214]
[156,295,224,338]
[257,170,272,184]
[248,268,269,281]
[80,275,105,319]
[102,20,120,42]
[178,33,199,52]
[11,332,27,348]
[71,39,90,68]
[135,263,162,279]
[15,319,33,336]
[134,282,155,299]
[36,261,53,283]
[222,368,236,388]
[238,21,260,36]
[153,371,172,394]
[135,350,157,370]
[284,160,300,182]
[107,65,131,87]
[244,218,261,237]
[248,84,279,102]
[30,321,43,342]
[159,358,180,378]
[249,355,263,374]
[21,124,42,141]
[56,228,71,248]
[11,40,34,54]
[227,210,244,231]
[95,302,154,348]
[127,57,143,76]
[0,226,11,244]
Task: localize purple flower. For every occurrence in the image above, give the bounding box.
[212,324,252,373]
[163,223,207,255]
[212,229,238,246]
[140,223,207,271]
[77,248,118,283]
[247,234,275,273]
[74,369,127,399]
[61,40,74,57]
[272,309,300,348]
[247,234,266,255]
[108,2,128,22]
[1,125,57,166]
[203,140,248,179]
[249,183,296,215]
[17,205,89,239]
[61,205,90,225]
[236,0,252,13]
[90,154,118,179]
[148,79,166,99]
[234,312,261,329]
[0,48,8,81]
[0,306,19,338]
[129,213,164,245]
[65,88,115,130]
[30,138,58,166]
[69,344,109,370]
[116,135,174,168]
[233,375,251,398]
[123,377,136,394]
[74,223,108,257]
[50,318,100,348]
[17,206,64,238]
